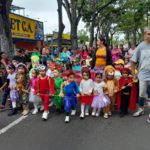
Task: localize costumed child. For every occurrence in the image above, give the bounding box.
[59,71,80,123]
[116,68,137,117]
[103,65,119,119]
[79,69,94,119]
[3,64,19,116]
[114,59,124,80]
[28,69,40,115]
[34,65,55,120]
[53,68,63,113]
[86,54,92,68]
[29,55,40,79]
[91,72,110,117]
[16,63,30,116]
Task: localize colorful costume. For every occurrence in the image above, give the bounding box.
[103,66,119,116]
[29,55,40,79]
[34,76,55,111]
[53,77,63,109]
[63,81,79,113]
[91,81,110,109]
[116,68,137,114]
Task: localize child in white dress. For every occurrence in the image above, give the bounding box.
[91,72,110,117]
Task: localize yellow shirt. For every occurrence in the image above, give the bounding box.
[95,48,106,67]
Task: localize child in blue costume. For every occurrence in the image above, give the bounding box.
[59,71,80,123]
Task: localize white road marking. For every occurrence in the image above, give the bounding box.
[0,115,28,135]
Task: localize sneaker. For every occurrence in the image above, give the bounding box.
[32,108,38,115]
[92,111,96,116]
[147,117,150,123]
[80,113,84,119]
[108,112,112,116]
[22,109,29,116]
[42,111,49,120]
[8,108,17,116]
[104,113,108,119]
[71,110,76,116]
[95,112,100,117]
[65,116,70,123]
[133,108,144,117]
[85,112,89,116]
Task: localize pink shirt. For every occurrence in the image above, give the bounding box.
[111,49,122,63]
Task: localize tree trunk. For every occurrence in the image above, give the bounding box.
[133,29,137,45]
[0,0,14,56]
[89,20,94,47]
[57,0,65,48]
[71,23,78,50]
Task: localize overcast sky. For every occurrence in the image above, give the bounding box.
[12,0,85,34]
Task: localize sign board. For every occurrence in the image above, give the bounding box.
[9,13,44,41]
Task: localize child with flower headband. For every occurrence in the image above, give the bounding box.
[34,65,55,120]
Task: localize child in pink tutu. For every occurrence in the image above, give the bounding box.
[91,72,110,117]
[79,69,94,119]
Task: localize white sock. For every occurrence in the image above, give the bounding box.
[12,101,16,108]
[33,103,38,110]
[97,108,101,114]
[85,105,89,113]
[81,104,85,114]
[92,108,96,113]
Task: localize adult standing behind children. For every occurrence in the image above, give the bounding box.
[91,37,112,72]
[131,27,150,118]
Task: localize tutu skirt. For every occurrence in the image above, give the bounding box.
[91,95,110,109]
[29,89,35,102]
[79,95,93,105]
[10,89,19,102]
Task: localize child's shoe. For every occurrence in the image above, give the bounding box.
[71,110,76,116]
[42,111,49,120]
[32,108,38,115]
[91,111,96,116]
[80,113,84,119]
[104,113,108,119]
[65,116,70,123]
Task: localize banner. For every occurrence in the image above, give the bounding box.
[9,13,44,41]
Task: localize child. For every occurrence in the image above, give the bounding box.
[116,68,137,117]
[53,68,63,112]
[34,65,55,120]
[3,64,18,116]
[79,69,94,119]
[86,55,92,68]
[59,71,80,123]
[114,59,124,80]
[16,63,30,116]
[29,69,40,115]
[91,73,110,117]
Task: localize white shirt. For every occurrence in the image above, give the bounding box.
[7,73,16,89]
[46,69,54,77]
[79,79,93,94]
[93,81,105,95]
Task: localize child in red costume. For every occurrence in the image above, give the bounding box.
[116,68,137,117]
[34,65,55,120]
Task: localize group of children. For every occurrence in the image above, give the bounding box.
[0,54,138,123]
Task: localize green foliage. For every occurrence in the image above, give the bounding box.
[78,29,89,44]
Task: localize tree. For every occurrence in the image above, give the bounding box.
[62,0,85,50]
[0,0,14,56]
[57,0,65,48]
[78,29,89,44]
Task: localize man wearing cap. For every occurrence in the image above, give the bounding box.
[131,27,150,117]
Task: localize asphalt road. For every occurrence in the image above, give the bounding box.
[0,107,150,150]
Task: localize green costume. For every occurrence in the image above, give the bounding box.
[53,77,63,109]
